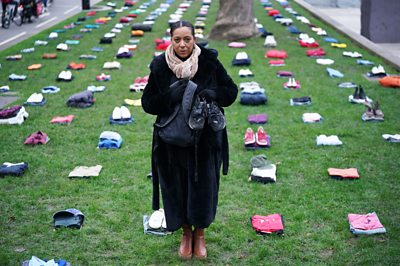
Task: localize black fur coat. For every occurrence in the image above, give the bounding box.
[141,46,238,231]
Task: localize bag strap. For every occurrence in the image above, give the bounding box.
[181,80,198,122]
[154,80,198,128]
[154,104,179,128]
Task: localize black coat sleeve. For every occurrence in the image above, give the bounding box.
[214,60,238,107]
[141,57,176,116]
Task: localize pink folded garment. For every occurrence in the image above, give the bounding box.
[251,214,284,234]
[228,42,246,48]
[50,115,75,124]
[328,168,359,179]
[348,213,384,231]
[24,131,49,145]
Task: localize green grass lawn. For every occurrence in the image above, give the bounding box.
[1,0,400,265]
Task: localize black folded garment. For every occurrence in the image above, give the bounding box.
[292,96,311,103]
[99,37,112,44]
[131,23,152,32]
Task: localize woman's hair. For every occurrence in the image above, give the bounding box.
[170,20,195,37]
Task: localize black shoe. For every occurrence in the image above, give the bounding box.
[353,87,360,99]
[188,98,207,130]
[358,86,366,99]
[207,102,226,132]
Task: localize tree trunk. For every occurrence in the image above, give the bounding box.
[209,0,259,41]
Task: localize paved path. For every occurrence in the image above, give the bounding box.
[0,0,103,51]
[295,0,400,70]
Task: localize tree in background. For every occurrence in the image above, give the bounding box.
[209,0,259,41]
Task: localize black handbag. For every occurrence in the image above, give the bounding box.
[155,80,202,147]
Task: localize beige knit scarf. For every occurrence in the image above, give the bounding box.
[165,43,201,80]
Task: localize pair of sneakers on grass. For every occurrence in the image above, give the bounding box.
[244,127,270,148]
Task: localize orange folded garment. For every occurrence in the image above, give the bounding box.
[68,62,86,70]
[27,64,42,70]
[328,168,359,179]
[42,53,57,59]
[379,76,400,88]
[131,30,144,36]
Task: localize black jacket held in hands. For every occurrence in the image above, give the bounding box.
[141,46,238,231]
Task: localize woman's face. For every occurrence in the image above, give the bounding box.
[171,26,195,59]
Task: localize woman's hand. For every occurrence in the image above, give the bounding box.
[198,89,218,102]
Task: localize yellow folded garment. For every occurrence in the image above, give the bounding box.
[124,98,141,106]
[331,43,347,48]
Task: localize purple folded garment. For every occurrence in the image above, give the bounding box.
[116,52,132,58]
[277,70,293,77]
[0,105,22,119]
[248,114,268,124]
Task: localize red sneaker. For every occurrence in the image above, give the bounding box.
[256,126,269,146]
[244,128,256,145]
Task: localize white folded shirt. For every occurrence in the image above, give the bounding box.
[316,135,343,146]
[251,165,277,182]
[26,93,44,103]
[302,113,322,123]
[382,134,400,142]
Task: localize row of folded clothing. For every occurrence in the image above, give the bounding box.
[0,162,103,179]
[248,153,362,184]
[1,102,135,125]
[8,129,124,148]
[251,211,386,236]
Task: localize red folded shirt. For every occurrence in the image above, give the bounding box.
[265,49,288,59]
[306,48,326,57]
[269,59,285,66]
[268,10,279,16]
[299,40,319,47]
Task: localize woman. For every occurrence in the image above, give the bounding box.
[142,20,237,260]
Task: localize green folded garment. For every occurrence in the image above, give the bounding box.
[65,40,80,45]
[250,154,274,169]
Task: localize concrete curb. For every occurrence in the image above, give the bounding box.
[294,0,400,70]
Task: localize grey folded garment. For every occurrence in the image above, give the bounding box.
[290,96,311,106]
[338,82,357,88]
[53,208,85,229]
[250,154,273,169]
[66,90,94,108]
